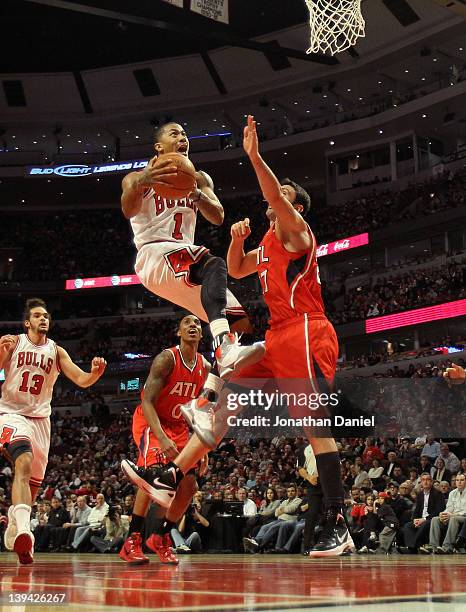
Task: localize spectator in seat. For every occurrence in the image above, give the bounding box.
[387,482,412,525]
[90,506,129,553]
[357,494,380,553]
[272,497,309,554]
[373,492,399,554]
[70,493,108,551]
[243,485,302,553]
[30,502,48,531]
[418,455,433,475]
[439,444,461,475]
[171,498,209,553]
[243,488,280,539]
[391,466,406,485]
[353,463,370,488]
[59,495,91,551]
[384,452,399,481]
[399,438,416,461]
[421,436,441,462]
[122,494,135,517]
[400,473,445,553]
[362,438,384,467]
[368,459,384,489]
[34,497,70,552]
[237,488,257,516]
[430,457,452,485]
[441,481,452,499]
[420,474,466,554]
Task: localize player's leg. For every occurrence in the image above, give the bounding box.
[119,488,151,565]
[0,415,37,564]
[145,472,197,564]
[269,317,353,557]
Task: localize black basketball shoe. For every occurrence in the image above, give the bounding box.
[121,460,178,508]
[308,507,355,557]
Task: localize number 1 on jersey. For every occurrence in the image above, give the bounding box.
[172,212,183,240]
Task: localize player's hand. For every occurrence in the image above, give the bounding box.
[160,437,179,460]
[243,115,259,160]
[137,155,178,188]
[230,218,251,242]
[198,453,209,477]
[443,363,466,385]
[0,335,16,352]
[91,357,107,377]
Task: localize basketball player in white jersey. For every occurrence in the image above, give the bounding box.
[121,122,262,417]
[0,298,106,564]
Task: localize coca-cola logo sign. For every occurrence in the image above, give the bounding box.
[316,233,369,258]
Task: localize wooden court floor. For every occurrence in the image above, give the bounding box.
[1,553,466,611]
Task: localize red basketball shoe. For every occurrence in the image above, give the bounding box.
[13,531,34,565]
[119,533,149,565]
[146,533,179,565]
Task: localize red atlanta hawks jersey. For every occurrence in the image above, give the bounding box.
[256,225,325,327]
[134,346,207,435]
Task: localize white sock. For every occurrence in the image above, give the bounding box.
[210,318,230,346]
[203,373,224,395]
[13,504,31,534]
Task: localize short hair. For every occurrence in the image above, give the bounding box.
[281,178,311,215]
[154,122,181,143]
[23,298,47,322]
[23,298,49,331]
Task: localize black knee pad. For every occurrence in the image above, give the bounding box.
[8,440,33,463]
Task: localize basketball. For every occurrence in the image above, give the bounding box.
[154,152,196,200]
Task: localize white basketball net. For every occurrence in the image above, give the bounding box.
[305,0,366,56]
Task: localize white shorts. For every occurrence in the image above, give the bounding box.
[135,241,246,322]
[0,413,51,487]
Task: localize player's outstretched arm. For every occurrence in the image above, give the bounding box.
[141,350,178,459]
[227,218,258,279]
[57,346,107,388]
[443,363,466,385]
[243,115,309,246]
[0,335,18,370]
[191,171,224,226]
[121,156,178,219]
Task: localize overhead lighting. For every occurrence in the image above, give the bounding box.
[379,129,383,134]
[347,88,351,92]
[271,107,276,111]
[323,94,328,98]
[358,97,363,101]
[433,58,438,62]
[293,101,298,105]
[238,161,243,165]
[78,140,82,143]
[283,152,288,155]
[422,114,427,118]
[421,77,426,81]
[21,199,25,203]
[8,258,13,263]
[135,135,139,139]
[306,110,311,113]
[12,135,16,139]
[32,141,38,144]
[329,140,335,145]
[459,47,463,51]
[213,118,217,122]
[377,81,382,84]
[405,69,409,73]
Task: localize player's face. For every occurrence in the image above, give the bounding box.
[155,123,189,156]
[25,307,50,335]
[266,184,299,222]
[178,315,202,343]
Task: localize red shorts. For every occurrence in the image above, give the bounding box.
[132,406,189,468]
[233,314,338,389]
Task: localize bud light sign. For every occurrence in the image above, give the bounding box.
[27,159,148,178]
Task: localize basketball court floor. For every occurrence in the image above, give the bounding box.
[1,554,465,611]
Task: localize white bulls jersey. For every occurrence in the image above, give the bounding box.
[0,334,60,418]
[130,186,198,251]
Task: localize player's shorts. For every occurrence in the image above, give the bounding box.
[233,313,338,388]
[0,413,50,488]
[135,241,246,323]
[132,407,189,469]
